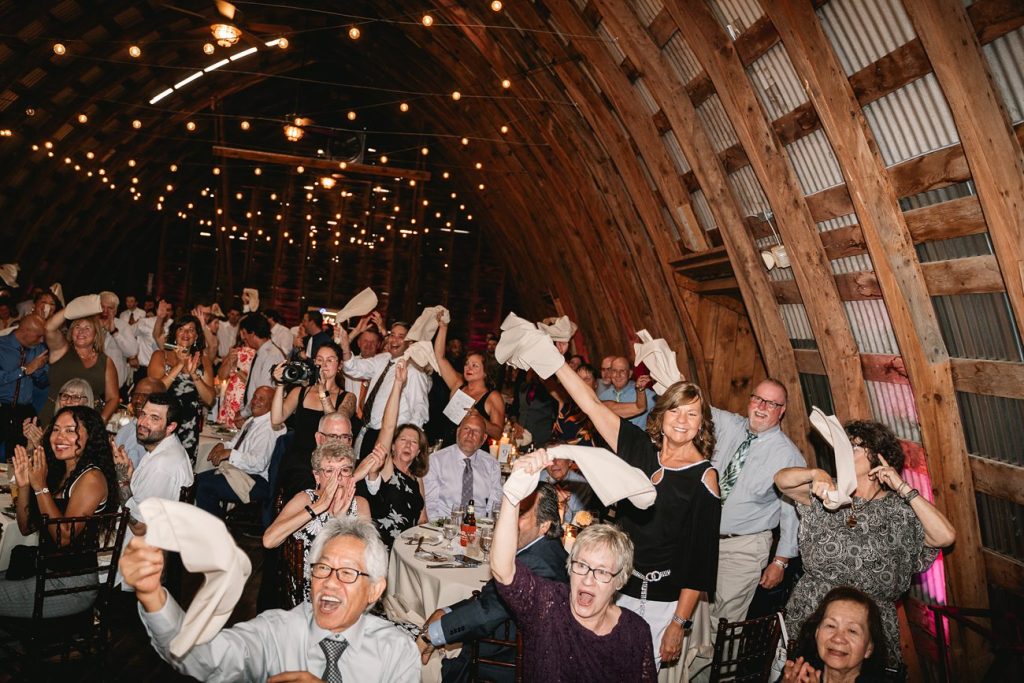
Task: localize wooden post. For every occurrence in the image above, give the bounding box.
[761,1,990,675]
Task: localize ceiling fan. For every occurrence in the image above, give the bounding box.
[163,1,293,48]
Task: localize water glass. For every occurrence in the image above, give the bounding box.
[442,520,457,543]
[479,528,494,558]
[451,505,465,526]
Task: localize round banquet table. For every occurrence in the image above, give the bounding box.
[0,464,39,572]
[384,526,493,683]
[194,422,237,474]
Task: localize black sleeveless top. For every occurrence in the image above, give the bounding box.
[39,464,109,570]
[438,384,492,446]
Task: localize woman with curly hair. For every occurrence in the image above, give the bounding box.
[148,314,215,464]
[2,405,119,617]
[775,420,956,667]
[553,363,721,670]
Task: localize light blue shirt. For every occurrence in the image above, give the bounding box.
[598,383,655,430]
[115,419,148,469]
[422,444,504,521]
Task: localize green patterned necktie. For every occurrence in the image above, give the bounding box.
[720,431,756,501]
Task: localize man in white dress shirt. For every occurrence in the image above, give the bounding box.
[118,294,142,327]
[215,304,241,361]
[134,298,173,372]
[239,312,286,406]
[423,414,503,520]
[265,309,295,360]
[121,516,419,682]
[99,291,139,388]
[114,392,194,550]
[342,327,381,419]
[341,317,429,458]
[194,386,283,516]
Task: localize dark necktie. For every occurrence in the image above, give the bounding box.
[362,359,394,418]
[462,457,474,507]
[233,419,253,449]
[319,637,349,683]
[720,430,756,501]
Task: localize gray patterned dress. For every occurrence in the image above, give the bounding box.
[785,494,939,666]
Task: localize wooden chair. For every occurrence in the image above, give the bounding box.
[0,509,130,680]
[280,534,307,609]
[708,613,782,683]
[466,590,524,683]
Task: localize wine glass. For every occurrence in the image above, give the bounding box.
[442,519,458,548]
[451,505,465,527]
[479,527,494,559]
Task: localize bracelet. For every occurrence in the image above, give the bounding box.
[772,559,788,570]
[34,487,51,496]
[305,505,318,521]
[902,488,920,503]
[671,615,693,630]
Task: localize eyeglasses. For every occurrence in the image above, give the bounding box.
[749,394,785,410]
[59,392,88,403]
[310,563,370,583]
[569,559,618,584]
[318,431,353,443]
[317,466,355,476]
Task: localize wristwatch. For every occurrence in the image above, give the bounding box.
[671,615,693,630]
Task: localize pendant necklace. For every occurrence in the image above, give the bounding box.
[846,488,882,528]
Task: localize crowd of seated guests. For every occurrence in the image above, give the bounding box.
[0,276,957,681]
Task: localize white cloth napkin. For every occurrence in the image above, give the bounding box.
[242,288,260,313]
[63,294,103,320]
[215,461,255,504]
[633,330,683,396]
[138,499,252,657]
[502,444,656,510]
[494,312,565,380]
[49,283,65,307]
[335,287,378,322]
[537,316,577,343]
[402,340,440,374]
[0,263,17,288]
[406,305,450,342]
[809,407,856,510]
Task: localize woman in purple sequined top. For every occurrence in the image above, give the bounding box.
[492,451,657,681]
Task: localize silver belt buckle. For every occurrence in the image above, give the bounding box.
[644,569,665,582]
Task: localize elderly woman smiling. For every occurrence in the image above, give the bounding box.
[490,451,657,681]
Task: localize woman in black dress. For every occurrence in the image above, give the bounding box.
[433,313,505,444]
[357,359,430,547]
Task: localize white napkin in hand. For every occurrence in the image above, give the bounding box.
[633,330,683,395]
[241,288,259,313]
[335,287,378,322]
[809,407,856,510]
[402,340,440,374]
[406,305,450,342]
[63,294,103,320]
[537,316,577,343]
[138,499,252,657]
[494,312,565,380]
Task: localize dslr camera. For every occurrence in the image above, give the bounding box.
[275,360,320,386]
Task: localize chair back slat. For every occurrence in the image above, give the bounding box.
[709,613,782,683]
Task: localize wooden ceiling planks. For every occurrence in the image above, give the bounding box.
[762,1,989,676]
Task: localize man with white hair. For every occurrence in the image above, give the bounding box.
[120,516,419,682]
[99,290,139,388]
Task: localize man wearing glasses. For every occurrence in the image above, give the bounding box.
[122,517,419,682]
[708,379,804,629]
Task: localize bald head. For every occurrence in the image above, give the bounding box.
[250,386,275,417]
[13,315,45,347]
[610,356,631,390]
[456,413,488,456]
[315,412,354,447]
[130,377,166,416]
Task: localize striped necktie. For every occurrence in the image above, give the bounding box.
[462,457,474,507]
[720,430,756,501]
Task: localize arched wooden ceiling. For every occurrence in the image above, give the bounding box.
[3,1,1023,673]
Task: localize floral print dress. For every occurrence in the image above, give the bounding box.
[357,468,424,549]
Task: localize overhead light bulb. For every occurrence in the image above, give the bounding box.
[240,120,250,130]
[501,78,511,89]
[422,14,434,27]
[77,113,88,123]
[348,27,361,40]
[491,1,503,11]
[347,111,356,121]
[129,45,142,58]
[203,42,215,55]
[277,37,289,49]
[451,91,461,101]
[53,43,67,55]
[186,121,196,131]
[399,102,409,112]
[132,119,142,129]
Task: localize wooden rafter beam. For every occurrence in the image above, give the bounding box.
[212,145,432,181]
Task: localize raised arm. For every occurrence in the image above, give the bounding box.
[44,309,69,362]
[870,455,956,548]
[432,315,462,392]
[491,450,552,585]
[773,466,835,507]
[270,376,301,431]
[375,359,408,453]
[554,363,621,450]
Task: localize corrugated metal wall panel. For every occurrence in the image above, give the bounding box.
[779,303,817,346]
[696,94,740,153]
[663,131,692,174]
[689,189,717,231]
[844,300,901,354]
[975,492,1024,562]
[663,33,703,84]
[784,129,845,195]
[728,166,770,217]
[817,0,915,75]
[747,44,808,120]
[862,75,960,167]
[633,77,660,115]
[596,22,626,63]
[899,179,973,210]
[711,0,764,32]
[831,253,875,275]
[957,392,1024,467]
[932,293,1024,361]
[982,26,1024,124]
[634,0,665,27]
[916,233,992,263]
[865,379,921,442]
[816,213,858,234]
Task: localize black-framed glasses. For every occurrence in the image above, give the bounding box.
[569,560,617,584]
[59,392,88,403]
[310,563,370,583]
[317,431,353,443]
[749,394,785,410]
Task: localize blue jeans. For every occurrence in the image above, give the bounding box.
[195,469,270,518]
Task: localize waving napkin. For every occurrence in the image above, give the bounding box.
[63,294,103,320]
[633,330,683,395]
[49,282,65,307]
[503,444,656,510]
[138,499,252,657]
[494,312,565,380]
[407,305,450,342]
[241,288,260,313]
[0,263,19,288]
[809,407,856,510]
[537,315,578,343]
[335,287,378,322]
[402,340,440,374]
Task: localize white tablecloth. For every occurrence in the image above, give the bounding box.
[0,465,39,572]
[195,423,237,474]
